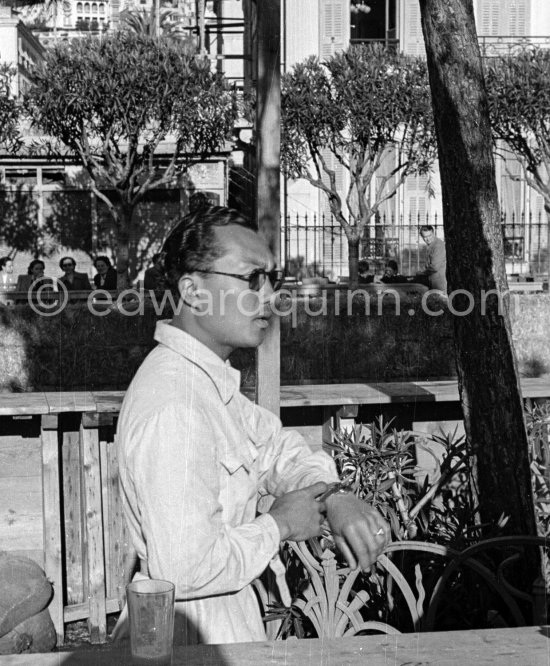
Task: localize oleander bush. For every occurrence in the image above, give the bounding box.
[264,410,550,638]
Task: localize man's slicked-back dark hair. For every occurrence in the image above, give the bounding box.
[163,205,257,291]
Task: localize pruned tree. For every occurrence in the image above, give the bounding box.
[485,47,550,275]
[281,44,437,282]
[24,31,237,286]
[419,0,538,552]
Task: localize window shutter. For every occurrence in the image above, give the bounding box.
[534,194,544,222]
[319,0,349,59]
[401,0,425,56]
[478,0,530,36]
[477,0,501,36]
[405,174,428,226]
[509,0,529,35]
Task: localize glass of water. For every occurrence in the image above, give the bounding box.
[127,578,175,666]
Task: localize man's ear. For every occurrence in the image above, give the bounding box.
[178,275,199,307]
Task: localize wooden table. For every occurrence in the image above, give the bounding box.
[1,626,550,665]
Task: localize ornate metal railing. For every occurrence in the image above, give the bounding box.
[479,36,550,57]
[254,536,550,638]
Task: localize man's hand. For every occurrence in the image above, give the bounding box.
[268,482,328,541]
[325,494,390,571]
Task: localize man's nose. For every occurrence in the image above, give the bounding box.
[259,277,275,301]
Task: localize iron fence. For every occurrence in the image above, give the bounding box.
[478,35,550,57]
[282,212,549,279]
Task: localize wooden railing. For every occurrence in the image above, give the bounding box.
[1,379,549,645]
[0,392,132,646]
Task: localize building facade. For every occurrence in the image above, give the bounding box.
[0,6,44,97]
[280,0,550,277]
[0,4,228,281]
[2,1,548,277]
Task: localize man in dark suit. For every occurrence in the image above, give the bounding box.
[58,257,92,291]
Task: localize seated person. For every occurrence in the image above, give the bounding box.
[15,259,54,295]
[379,260,407,284]
[113,206,389,646]
[357,260,374,284]
[58,257,92,291]
[93,255,118,290]
[0,257,16,291]
[143,253,166,291]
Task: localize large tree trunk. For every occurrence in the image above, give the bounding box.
[419,0,537,539]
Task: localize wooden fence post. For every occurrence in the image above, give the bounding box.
[41,414,64,646]
[80,413,107,643]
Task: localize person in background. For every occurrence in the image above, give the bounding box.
[0,257,16,291]
[15,259,54,295]
[379,260,407,284]
[415,225,447,292]
[357,259,374,284]
[114,206,389,646]
[58,256,92,291]
[93,256,117,290]
[143,253,166,291]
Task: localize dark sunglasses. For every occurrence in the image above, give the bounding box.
[199,268,284,292]
[62,263,75,268]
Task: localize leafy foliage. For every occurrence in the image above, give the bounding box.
[327,418,472,544]
[486,47,550,215]
[281,44,436,280]
[0,64,22,154]
[525,401,550,537]
[0,184,41,255]
[269,414,550,637]
[119,6,196,47]
[24,32,237,279]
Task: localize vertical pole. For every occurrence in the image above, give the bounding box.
[41,414,64,646]
[255,0,281,416]
[196,0,207,55]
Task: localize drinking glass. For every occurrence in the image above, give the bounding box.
[127,578,175,666]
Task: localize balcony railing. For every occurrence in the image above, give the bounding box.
[349,35,550,58]
[478,35,550,57]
